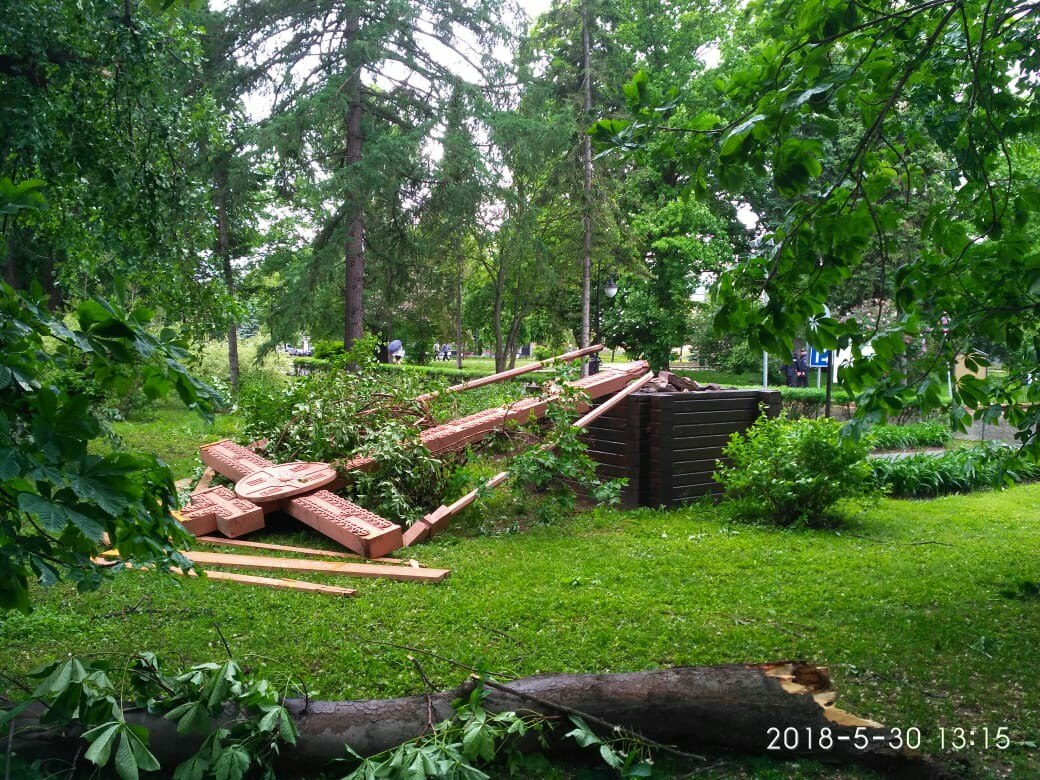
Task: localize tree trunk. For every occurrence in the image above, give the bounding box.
[579,0,593,374]
[506,313,523,370]
[4,229,17,288]
[343,11,364,354]
[492,253,506,372]
[11,664,944,778]
[455,235,464,370]
[214,156,239,394]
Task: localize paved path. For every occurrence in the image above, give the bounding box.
[869,447,947,461]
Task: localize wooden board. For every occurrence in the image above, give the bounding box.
[654,408,759,426]
[193,536,421,566]
[93,558,357,597]
[200,569,358,596]
[286,490,404,559]
[165,550,450,582]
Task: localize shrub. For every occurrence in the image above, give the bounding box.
[715,413,875,525]
[508,363,624,523]
[870,443,1040,497]
[311,340,344,360]
[867,420,952,450]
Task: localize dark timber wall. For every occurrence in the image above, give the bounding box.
[584,389,782,508]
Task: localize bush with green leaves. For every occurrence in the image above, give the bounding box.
[312,340,345,360]
[866,420,952,451]
[714,413,875,525]
[870,443,1040,498]
[507,363,624,524]
[0,284,220,613]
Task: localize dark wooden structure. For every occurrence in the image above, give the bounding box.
[584,389,782,508]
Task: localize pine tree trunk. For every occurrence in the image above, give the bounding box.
[343,12,365,354]
[493,256,506,373]
[214,157,239,395]
[580,0,593,374]
[455,236,464,370]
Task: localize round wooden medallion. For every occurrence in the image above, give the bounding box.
[234,461,339,503]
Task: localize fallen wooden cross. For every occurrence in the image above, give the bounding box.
[178,440,403,559]
[178,357,650,558]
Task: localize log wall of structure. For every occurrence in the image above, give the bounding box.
[584,390,782,508]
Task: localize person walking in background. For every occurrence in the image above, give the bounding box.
[795,348,809,387]
[783,353,797,387]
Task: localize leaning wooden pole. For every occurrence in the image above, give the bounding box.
[404,371,654,545]
[414,344,604,403]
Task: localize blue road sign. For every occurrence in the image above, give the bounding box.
[808,347,830,369]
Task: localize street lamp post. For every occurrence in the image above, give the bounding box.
[589,272,618,375]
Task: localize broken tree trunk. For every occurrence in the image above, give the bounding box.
[11,664,942,777]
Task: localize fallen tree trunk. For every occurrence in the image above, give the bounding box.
[11,663,946,777]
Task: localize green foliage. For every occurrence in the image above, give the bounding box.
[338,678,549,780]
[374,364,492,383]
[596,0,1040,454]
[0,282,220,613]
[606,202,732,371]
[1,0,229,327]
[312,340,346,361]
[239,368,455,525]
[508,364,624,524]
[867,421,953,451]
[871,444,1040,498]
[564,715,654,778]
[9,652,300,780]
[715,413,874,525]
[337,676,654,780]
[685,304,763,376]
[292,357,330,373]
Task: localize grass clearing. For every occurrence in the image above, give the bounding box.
[108,402,242,477]
[3,482,1040,777]
[10,396,1040,777]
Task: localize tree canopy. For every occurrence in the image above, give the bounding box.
[594,0,1040,446]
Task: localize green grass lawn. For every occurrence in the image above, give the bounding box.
[108,402,242,477]
[6,402,1040,778]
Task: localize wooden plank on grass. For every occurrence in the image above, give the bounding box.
[93,558,358,597]
[164,550,450,582]
[200,569,358,596]
[193,536,421,566]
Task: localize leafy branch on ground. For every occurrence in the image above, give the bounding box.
[4,651,303,780]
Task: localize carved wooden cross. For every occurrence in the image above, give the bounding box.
[178,360,649,557]
[179,441,405,559]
